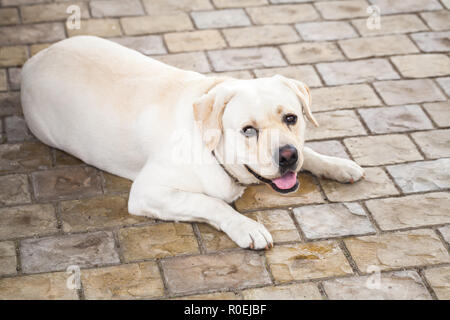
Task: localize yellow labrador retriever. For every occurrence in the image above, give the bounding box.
[21,36,364,250]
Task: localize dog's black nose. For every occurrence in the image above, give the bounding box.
[278,144,298,169]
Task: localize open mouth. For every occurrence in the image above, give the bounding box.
[245,165,299,194]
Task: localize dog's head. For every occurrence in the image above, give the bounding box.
[193,75,318,194]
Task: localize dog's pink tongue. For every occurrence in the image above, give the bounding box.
[272,171,297,189]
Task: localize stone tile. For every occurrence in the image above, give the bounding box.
[0,23,65,46]
[208,47,287,72]
[118,223,199,261]
[121,13,193,35]
[424,102,450,127]
[110,35,166,55]
[281,42,344,64]
[102,172,132,194]
[0,69,6,91]
[315,0,369,20]
[344,229,450,271]
[0,8,19,26]
[7,67,21,90]
[339,35,419,60]
[366,192,450,230]
[172,291,240,300]
[306,110,366,140]
[305,140,350,159]
[270,0,314,2]
[352,14,428,36]
[142,0,213,13]
[60,196,149,233]
[296,21,357,41]
[4,115,33,142]
[369,0,442,14]
[443,0,450,8]
[359,105,433,134]
[67,19,121,37]
[317,59,399,86]
[246,4,318,24]
[424,267,450,300]
[234,173,324,212]
[207,70,254,79]
[439,225,450,243]
[321,167,399,202]
[266,242,353,282]
[31,166,103,201]
[294,203,375,239]
[412,129,450,159]
[344,134,423,166]
[374,79,446,105]
[391,54,450,79]
[436,77,450,96]
[421,10,450,31]
[324,271,431,300]
[164,30,226,53]
[411,32,450,53]
[223,25,299,47]
[0,241,17,276]
[0,46,28,67]
[242,283,322,300]
[197,223,237,252]
[154,52,210,73]
[254,65,322,87]
[81,262,165,299]
[386,159,450,193]
[161,251,271,295]
[246,209,300,243]
[311,84,381,112]
[54,149,83,167]
[90,0,144,18]
[0,92,21,116]
[0,272,78,300]
[30,43,53,56]
[0,174,31,206]
[20,231,119,273]
[0,204,57,240]
[3,0,46,4]
[214,0,267,7]
[21,2,89,23]
[191,9,251,29]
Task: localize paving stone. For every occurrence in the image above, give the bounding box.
[102,172,132,194]
[0,23,65,46]
[421,10,450,31]
[0,8,19,26]
[90,0,144,18]
[306,110,367,140]
[254,65,322,88]
[197,223,237,252]
[339,35,419,60]
[281,42,344,64]
[344,229,450,271]
[7,67,20,90]
[0,174,31,206]
[310,84,381,112]
[4,115,33,142]
[386,159,450,193]
[436,77,450,96]
[412,129,450,159]
[54,149,83,167]
[0,241,17,276]
[110,35,166,55]
[317,59,399,86]
[142,0,213,13]
[20,231,119,273]
[164,30,226,53]
[81,262,165,299]
[296,21,357,41]
[246,4,318,24]
[0,69,6,91]
[31,166,103,201]
[154,52,210,73]
[247,210,300,243]
[118,223,199,261]
[213,0,267,7]
[369,0,443,14]
[266,242,353,282]
[439,225,450,244]
[374,79,446,105]
[161,251,271,295]
[30,43,53,56]
[191,9,251,29]
[242,283,322,300]
[315,0,369,20]
[121,13,193,35]
[270,0,313,2]
[172,292,240,300]
[208,47,287,72]
[323,271,431,300]
[424,267,450,300]
[344,134,423,166]
[423,101,450,127]
[366,192,450,231]
[293,203,374,239]
[0,46,28,67]
[359,105,433,134]
[442,0,450,8]
[305,140,350,159]
[0,204,57,240]
[21,2,89,23]
[0,272,78,300]
[411,32,450,52]
[234,173,324,212]
[0,92,21,116]
[2,0,47,4]
[60,196,149,233]
[67,19,121,37]
[321,167,399,202]
[352,14,428,36]
[208,70,254,79]
[223,25,299,47]
[391,54,450,79]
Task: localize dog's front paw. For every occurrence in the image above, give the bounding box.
[325,158,365,184]
[221,216,273,250]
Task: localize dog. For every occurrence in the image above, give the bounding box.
[21,36,364,250]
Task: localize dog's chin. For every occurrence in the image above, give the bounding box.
[244,165,300,194]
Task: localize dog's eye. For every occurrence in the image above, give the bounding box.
[283,114,297,125]
[241,126,258,137]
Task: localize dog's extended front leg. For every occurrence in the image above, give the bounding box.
[302,146,365,183]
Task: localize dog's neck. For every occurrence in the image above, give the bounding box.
[211,151,259,186]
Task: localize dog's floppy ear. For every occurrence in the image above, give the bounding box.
[275,75,319,127]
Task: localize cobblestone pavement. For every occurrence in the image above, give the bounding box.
[0,0,449,300]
